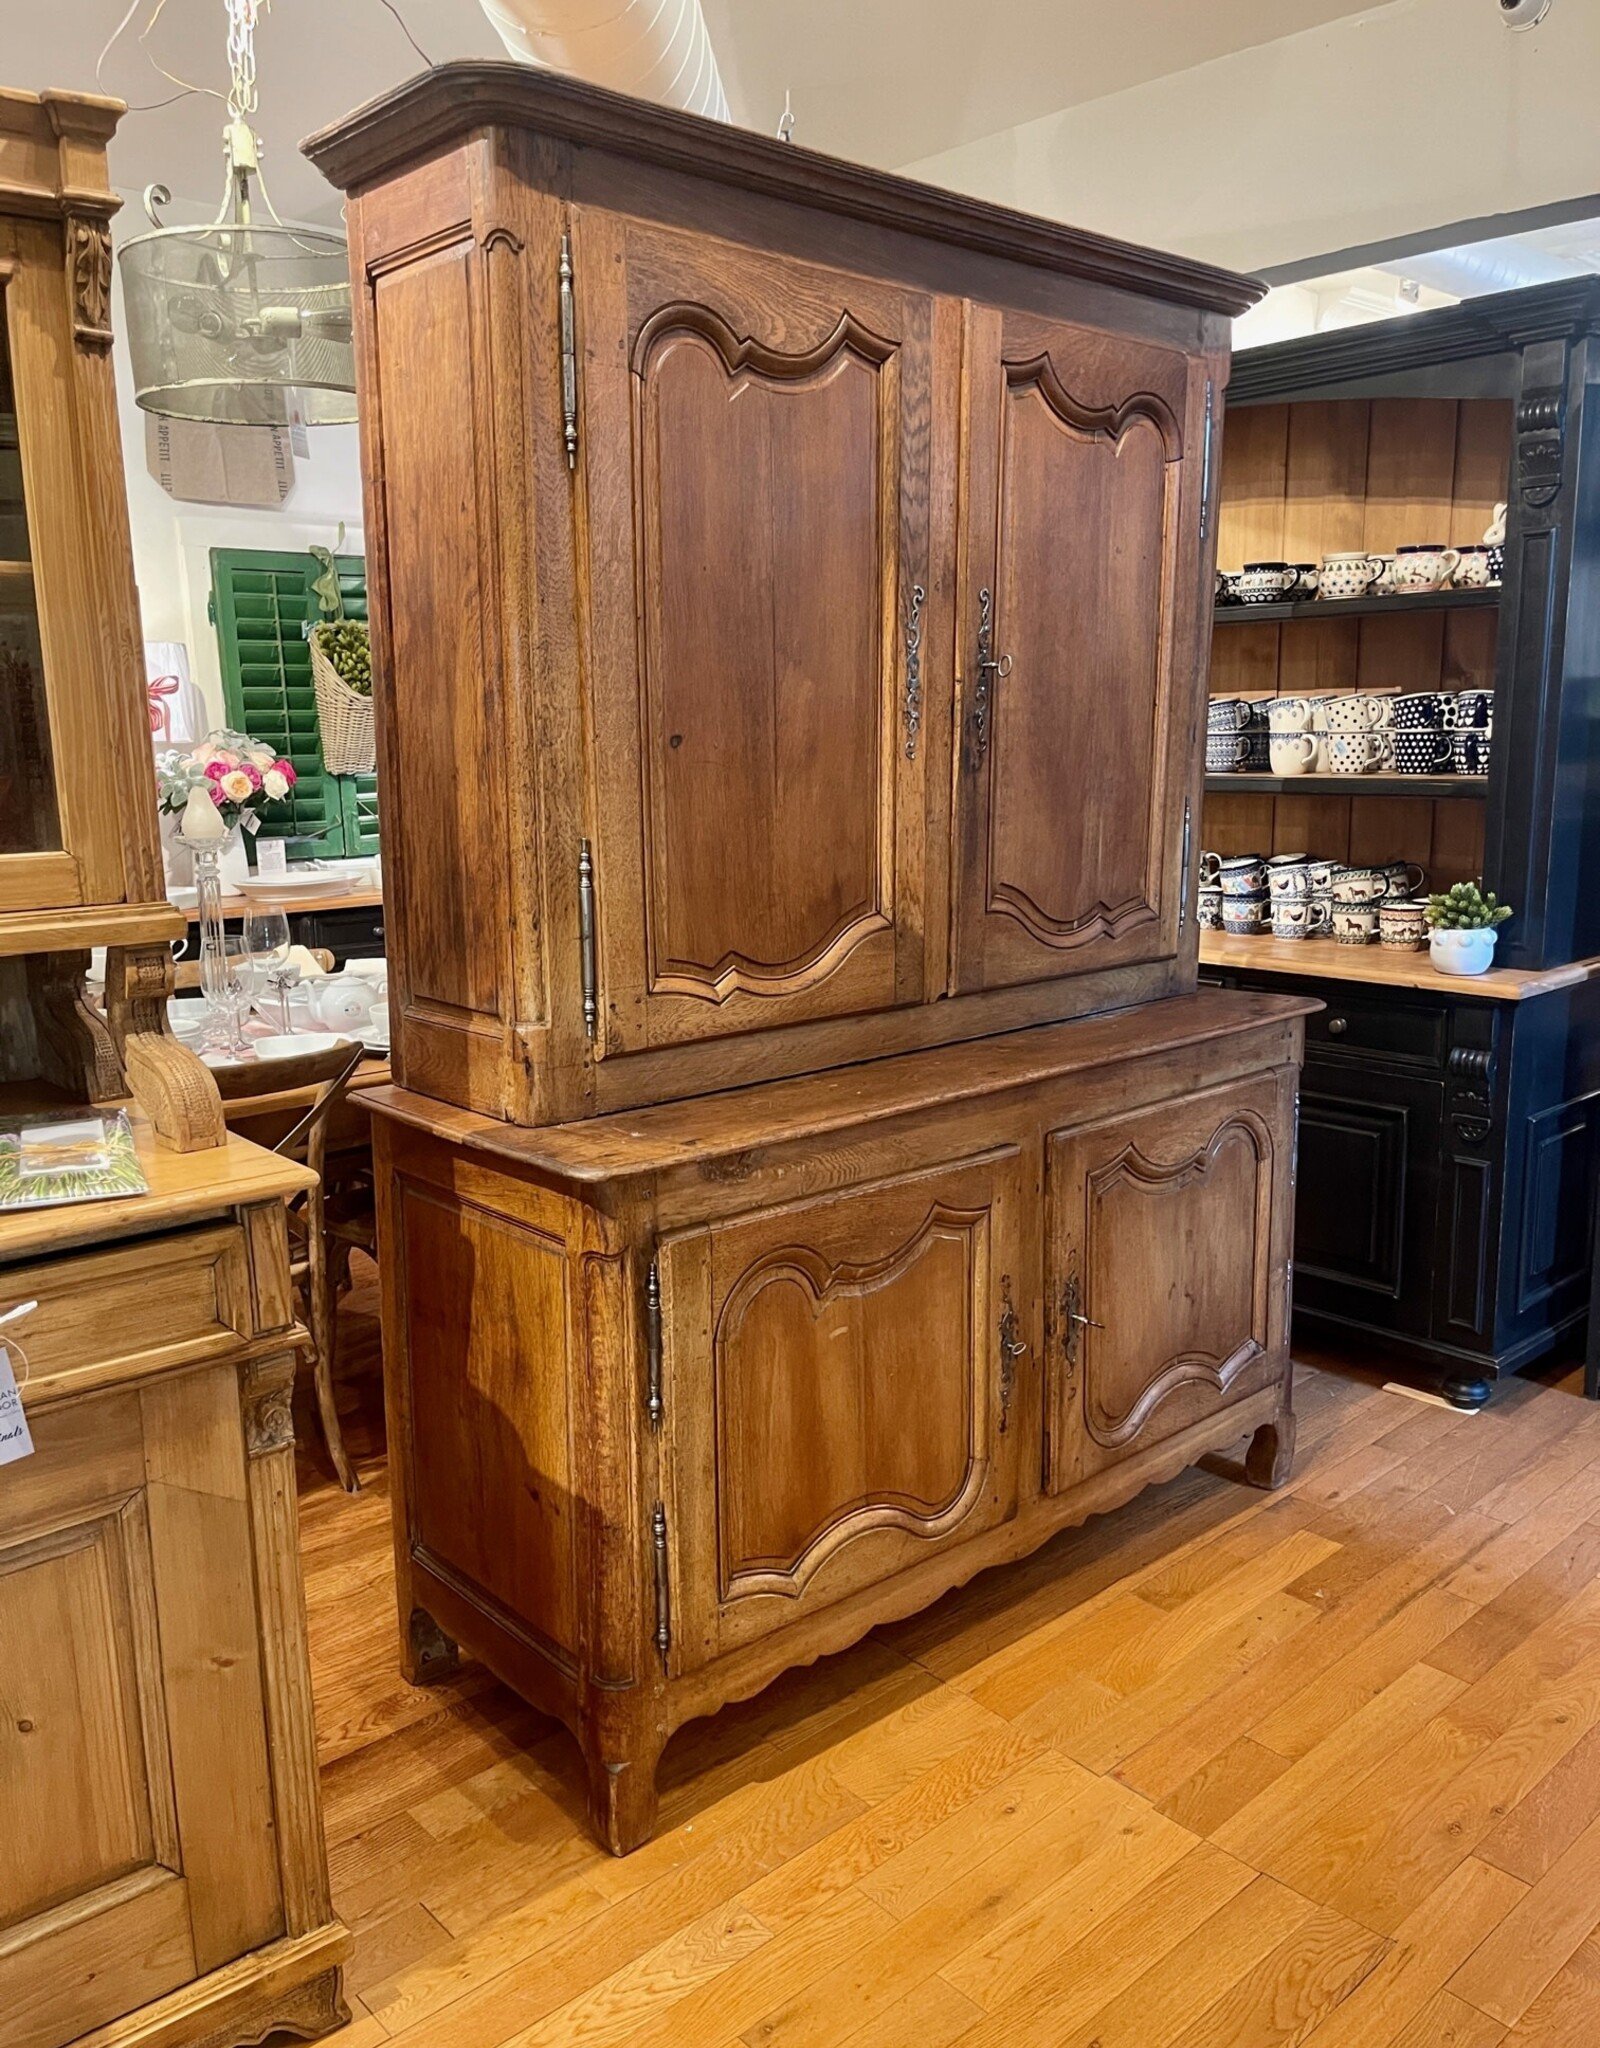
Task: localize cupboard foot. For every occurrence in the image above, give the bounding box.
[1244,1407,1297,1489]
[583,1729,664,1857]
[403,1606,460,1685]
[1442,1370,1494,1412]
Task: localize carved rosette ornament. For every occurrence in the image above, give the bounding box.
[242,1357,297,1457]
[67,213,114,349]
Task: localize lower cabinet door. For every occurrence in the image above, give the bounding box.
[1293,1056,1443,1339]
[661,1149,1029,1670]
[0,1365,284,2048]
[1045,1074,1290,1492]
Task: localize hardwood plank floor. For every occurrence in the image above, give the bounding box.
[300,1268,1600,2047]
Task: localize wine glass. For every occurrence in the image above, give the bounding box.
[244,910,293,1032]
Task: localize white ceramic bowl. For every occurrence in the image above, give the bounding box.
[252,1033,355,1062]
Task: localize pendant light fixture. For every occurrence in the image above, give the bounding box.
[118,0,357,426]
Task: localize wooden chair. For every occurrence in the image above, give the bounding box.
[213,1041,366,1491]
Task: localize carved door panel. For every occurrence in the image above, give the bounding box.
[662,1150,1029,1671]
[0,1366,283,2047]
[953,305,1207,993]
[1045,1075,1291,1492]
[576,210,952,1054]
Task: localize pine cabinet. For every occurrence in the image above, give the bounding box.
[308,64,1248,1126]
[370,989,1309,1854]
[0,1159,347,2048]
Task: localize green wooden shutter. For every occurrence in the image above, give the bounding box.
[209,547,380,857]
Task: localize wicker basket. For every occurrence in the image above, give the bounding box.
[309,626,377,775]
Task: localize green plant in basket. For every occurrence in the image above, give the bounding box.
[1425,881,1513,931]
[312,618,373,697]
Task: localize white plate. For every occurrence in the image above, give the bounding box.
[236,871,343,896]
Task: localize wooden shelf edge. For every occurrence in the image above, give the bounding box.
[0,900,184,959]
[1199,931,1600,1002]
[1203,774,1488,799]
[1213,588,1500,626]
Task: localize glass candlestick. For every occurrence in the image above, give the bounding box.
[180,828,251,1058]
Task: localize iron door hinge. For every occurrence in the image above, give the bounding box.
[997,1275,1026,1434]
[651,1501,671,1668]
[645,1255,663,1431]
[1179,796,1193,933]
[559,230,578,472]
[971,586,1012,765]
[903,580,925,761]
[578,838,598,1041]
[1198,377,1215,543]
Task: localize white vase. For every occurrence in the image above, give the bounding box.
[1429,927,1497,977]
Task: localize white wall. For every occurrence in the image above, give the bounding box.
[110,255,366,730]
[901,0,1600,277]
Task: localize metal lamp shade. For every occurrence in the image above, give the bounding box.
[119,217,357,427]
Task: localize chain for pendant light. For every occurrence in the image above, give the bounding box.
[225,0,266,122]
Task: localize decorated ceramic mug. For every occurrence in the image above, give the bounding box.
[1271,898,1331,940]
[1319,694,1387,733]
[1371,554,1402,596]
[1207,696,1265,734]
[1393,544,1462,593]
[1392,729,1452,775]
[1449,689,1494,731]
[1198,885,1223,930]
[1306,858,1342,893]
[1287,563,1320,599]
[1329,864,1388,904]
[1269,733,1318,776]
[1318,552,1383,601]
[1379,899,1428,950]
[1381,861,1427,899]
[1221,894,1271,935]
[1332,902,1380,945]
[1326,730,1385,775]
[1218,854,1270,896]
[1237,562,1296,604]
[1453,546,1496,589]
[1266,860,1316,900]
[1266,696,1317,734]
[1391,691,1449,728]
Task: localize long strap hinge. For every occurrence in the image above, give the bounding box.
[645,1255,663,1431]
[559,230,578,472]
[578,838,598,1042]
[651,1501,671,1668]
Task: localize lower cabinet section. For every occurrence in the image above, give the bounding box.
[372,990,1310,1853]
[0,1199,347,2048]
[1205,965,1600,1397]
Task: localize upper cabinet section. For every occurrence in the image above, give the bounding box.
[311,65,1256,1125]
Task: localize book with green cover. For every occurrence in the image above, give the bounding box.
[0,1111,149,1211]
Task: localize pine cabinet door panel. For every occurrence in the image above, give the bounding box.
[1046,1075,1290,1490]
[955,308,1203,994]
[0,1365,283,2042]
[663,1151,1027,1668]
[578,212,947,1054]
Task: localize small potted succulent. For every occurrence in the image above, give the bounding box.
[1425,880,1512,976]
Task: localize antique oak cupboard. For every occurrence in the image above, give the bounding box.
[305,65,1309,1853]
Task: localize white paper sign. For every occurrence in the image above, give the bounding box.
[0,1344,33,1466]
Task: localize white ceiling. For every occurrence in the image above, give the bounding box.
[14,0,1385,229]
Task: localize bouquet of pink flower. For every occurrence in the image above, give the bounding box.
[155,729,298,835]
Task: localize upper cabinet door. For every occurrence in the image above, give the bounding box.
[575,212,952,1056]
[0,225,130,916]
[952,306,1208,995]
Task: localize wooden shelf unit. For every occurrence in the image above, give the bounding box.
[1206,388,1507,894]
